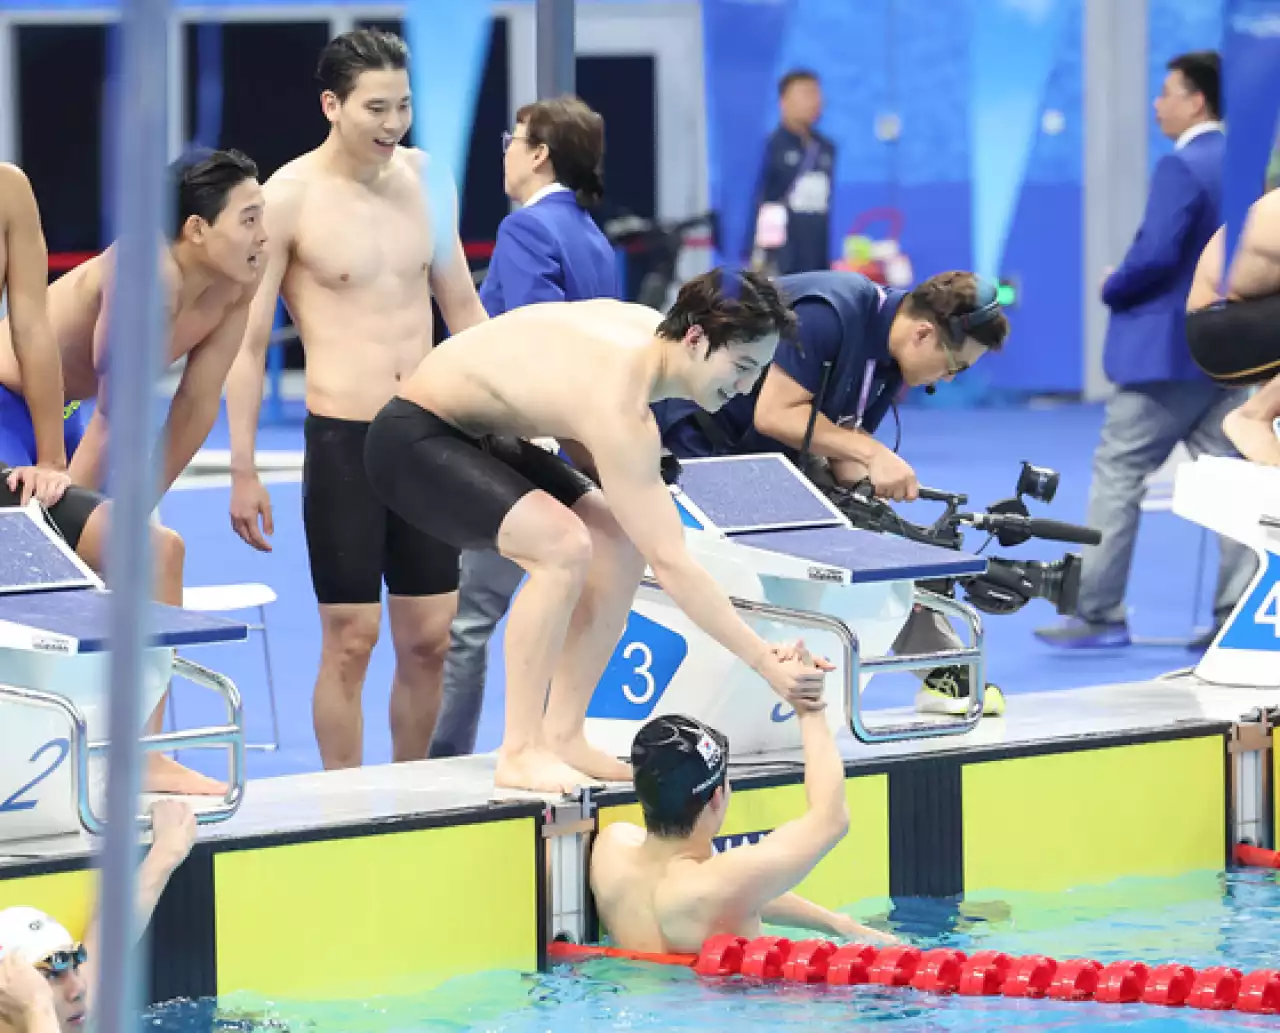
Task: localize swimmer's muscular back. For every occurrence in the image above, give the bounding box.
[401,299,666,446]
[264,148,439,421]
[1189,190,1280,310]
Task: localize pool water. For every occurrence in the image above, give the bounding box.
[147,869,1280,1031]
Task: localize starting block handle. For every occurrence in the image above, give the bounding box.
[637,579,986,744]
[0,657,246,835]
[847,587,986,742]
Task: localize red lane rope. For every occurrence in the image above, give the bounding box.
[46,234,716,275]
[549,935,1280,1015]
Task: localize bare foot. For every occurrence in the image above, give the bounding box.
[550,734,632,783]
[145,753,227,796]
[495,748,592,795]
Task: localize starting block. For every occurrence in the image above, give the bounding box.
[1173,456,1280,688]
[0,504,249,842]
[584,455,990,758]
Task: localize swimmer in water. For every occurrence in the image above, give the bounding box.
[0,800,197,1033]
[590,705,897,954]
[1187,187,1280,466]
[363,268,832,795]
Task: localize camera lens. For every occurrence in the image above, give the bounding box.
[1018,461,1060,503]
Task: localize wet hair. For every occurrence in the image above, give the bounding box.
[902,271,1010,353]
[778,69,820,98]
[632,715,729,839]
[515,95,606,208]
[316,28,409,103]
[169,148,258,239]
[1168,50,1221,120]
[655,268,798,354]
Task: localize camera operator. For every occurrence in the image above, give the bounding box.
[654,268,1011,718]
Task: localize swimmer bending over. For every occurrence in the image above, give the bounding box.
[0,148,268,795]
[1187,188,1280,466]
[591,706,896,952]
[364,269,830,794]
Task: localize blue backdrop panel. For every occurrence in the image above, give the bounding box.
[700,0,799,264]
[1148,0,1225,172]
[404,0,490,265]
[1221,0,1280,274]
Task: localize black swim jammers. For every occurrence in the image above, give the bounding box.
[364,397,596,554]
[1186,293,1280,386]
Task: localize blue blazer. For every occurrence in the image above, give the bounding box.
[1101,129,1224,386]
[479,189,618,315]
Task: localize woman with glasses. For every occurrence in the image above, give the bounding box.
[432,95,619,760]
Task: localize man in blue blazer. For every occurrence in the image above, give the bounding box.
[1036,51,1256,649]
[432,96,619,758]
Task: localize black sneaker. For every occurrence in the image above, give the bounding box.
[915,665,1006,717]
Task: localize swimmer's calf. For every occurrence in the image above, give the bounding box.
[590,705,897,954]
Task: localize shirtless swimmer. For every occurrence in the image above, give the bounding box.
[1187,187,1280,466]
[363,268,832,794]
[226,29,489,770]
[591,706,898,953]
[0,148,266,795]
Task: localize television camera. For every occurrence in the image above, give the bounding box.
[819,461,1102,616]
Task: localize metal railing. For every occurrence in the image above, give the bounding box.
[639,578,986,743]
[0,655,245,834]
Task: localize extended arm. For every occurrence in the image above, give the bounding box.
[226,176,299,482]
[225,177,302,550]
[692,710,849,916]
[81,801,195,1014]
[589,417,826,701]
[761,892,896,943]
[425,159,488,334]
[1,165,64,471]
[153,298,252,501]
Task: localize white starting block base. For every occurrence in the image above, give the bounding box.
[0,650,173,841]
[1173,457,1280,688]
[585,548,917,760]
[0,505,249,842]
[584,456,987,759]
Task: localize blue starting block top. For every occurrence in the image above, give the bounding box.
[674,455,986,584]
[0,589,247,653]
[0,510,94,593]
[0,506,246,653]
[677,454,845,533]
[733,526,987,584]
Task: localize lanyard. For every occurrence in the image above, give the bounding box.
[842,285,890,431]
[842,360,877,430]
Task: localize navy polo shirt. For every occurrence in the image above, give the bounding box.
[655,271,905,460]
[751,126,836,275]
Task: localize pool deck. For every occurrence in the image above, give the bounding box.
[0,672,1275,1006]
[0,671,1272,869]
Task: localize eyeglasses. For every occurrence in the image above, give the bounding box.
[942,345,970,378]
[501,130,528,154]
[37,944,87,977]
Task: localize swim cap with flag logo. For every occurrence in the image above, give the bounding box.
[0,907,76,965]
[631,714,730,811]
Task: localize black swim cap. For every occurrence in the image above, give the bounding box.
[632,715,729,836]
